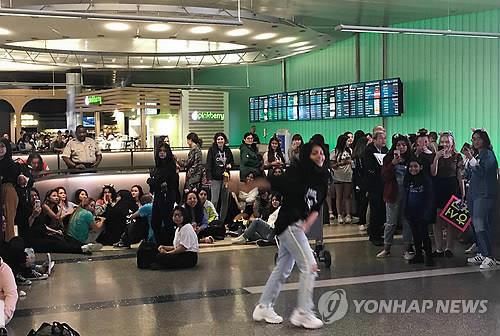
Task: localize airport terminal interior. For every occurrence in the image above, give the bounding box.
[1,0,500,335]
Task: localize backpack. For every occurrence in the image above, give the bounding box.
[136,240,157,269]
[27,322,80,336]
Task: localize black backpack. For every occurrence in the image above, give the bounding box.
[136,240,157,269]
[27,322,80,336]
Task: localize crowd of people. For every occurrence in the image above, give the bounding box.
[0,122,498,331]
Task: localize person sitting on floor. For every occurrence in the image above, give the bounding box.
[73,188,88,206]
[183,191,215,244]
[0,257,17,334]
[97,190,138,246]
[150,206,199,270]
[232,192,282,246]
[95,184,117,216]
[65,198,104,253]
[197,188,225,240]
[29,190,102,255]
[114,194,154,248]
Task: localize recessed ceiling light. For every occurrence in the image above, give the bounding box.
[146,24,171,32]
[0,28,11,35]
[276,37,297,44]
[254,33,277,40]
[295,45,315,51]
[83,58,87,62]
[290,41,310,48]
[190,26,214,34]
[226,28,251,37]
[104,22,130,31]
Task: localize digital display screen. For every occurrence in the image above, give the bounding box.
[249,78,402,122]
[82,116,95,128]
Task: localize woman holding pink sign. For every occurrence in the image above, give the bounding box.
[430,131,465,258]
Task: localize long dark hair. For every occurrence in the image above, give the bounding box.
[131,185,144,201]
[56,186,69,206]
[299,142,330,185]
[404,157,426,188]
[99,185,117,202]
[352,136,369,159]
[73,189,88,204]
[267,136,285,163]
[27,153,45,172]
[0,138,13,158]
[213,132,228,146]
[472,129,493,151]
[183,191,204,225]
[333,134,351,161]
[155,142,175,168]
[269,191,282,213]
[116,189,137,211]
[242,132,257,151]
[172,206,189,226]
[353,130,365,149]
[385,134,413,164]
[187,132,203,147]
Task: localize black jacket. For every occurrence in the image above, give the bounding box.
[206,144,234,181]
[270,164,328,236]
[362,143,389,193]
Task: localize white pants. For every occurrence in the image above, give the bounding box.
[0,300,8,326]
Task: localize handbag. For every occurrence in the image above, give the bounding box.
[27,322,80,336]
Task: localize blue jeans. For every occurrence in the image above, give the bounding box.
[243,219,275,241]
[468,198,496,258]
[384,194,412,246]
[259,223,317,313]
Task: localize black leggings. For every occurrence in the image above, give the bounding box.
[409,221,432,257]
[354,188,369,225]
[151,196,175,246]
[30,235,84,254]
[198,220,226,240]
[0,237,26,274]
[155,251,198,269]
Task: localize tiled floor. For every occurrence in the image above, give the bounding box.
[6,224,500,336]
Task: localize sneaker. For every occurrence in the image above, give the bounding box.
[231,235,247,244]
[444,249,454,258]
[480,257,497,270]
[226,231,241,238]
[465,243,478,255]
[252,304,283,324]
[403,251,415,260]
[431,250,445,258]
[45,253,54,276]
[344,215,352,224]
[350,216,360,224]
[15,274,32,286]
[113,240,131,249]
[24,270,49,281]
[82,242,103,253]
[290,308,324,329]
[0,326,7,336]
[376,249,390,258]
[337,215,344,225]
[256,239,276,247]
[359,224,367,231]
[329,213,335,221]
[467,254,485,265]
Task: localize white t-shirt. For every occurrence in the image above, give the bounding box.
[174,224,199,253]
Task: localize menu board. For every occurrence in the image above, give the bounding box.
[249,78,403,122]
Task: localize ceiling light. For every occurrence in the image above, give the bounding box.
[336,24,500,39]
[0,27,10,35]
[295,45,315,51]
[254,33,277,40]
[227,28,251,37]
[104,22,130,31]
[146,24,171,32]
[289,41,309,48]
[83,58,87,62]
[190,26,214,34]
[275,37,297,44]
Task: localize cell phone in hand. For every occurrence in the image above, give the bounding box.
[34,200,41,207]
[461,142,471,154]
[438,145,444,151]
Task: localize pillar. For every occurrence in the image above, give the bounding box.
[66,69,82,132]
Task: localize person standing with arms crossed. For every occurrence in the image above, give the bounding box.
[62,125,102,170]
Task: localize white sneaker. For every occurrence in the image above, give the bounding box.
[337,215,344,225]
[344,215,352,224]
[231,235,247,244]
[467,254,485,265]
[465,243,478,255]
[252,304,283,324]
[290,308,324,329]
[479,257,497,270]
[376,249,390,258]
[403,251,415,260]
[359,224,367,231]
[82,243,103,253]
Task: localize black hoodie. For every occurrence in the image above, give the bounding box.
[270,143,329,236]
[206,144,234,180]
[0,138,23,185]
[147,144,180,203]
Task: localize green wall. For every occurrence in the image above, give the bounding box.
[218,8,500,150]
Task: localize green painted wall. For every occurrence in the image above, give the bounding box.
[202,8,500,150]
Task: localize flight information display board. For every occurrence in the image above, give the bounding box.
[249,78,403,122]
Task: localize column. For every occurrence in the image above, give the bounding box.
[66,69,82,132]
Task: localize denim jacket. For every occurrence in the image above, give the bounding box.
[467,149,498,200]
